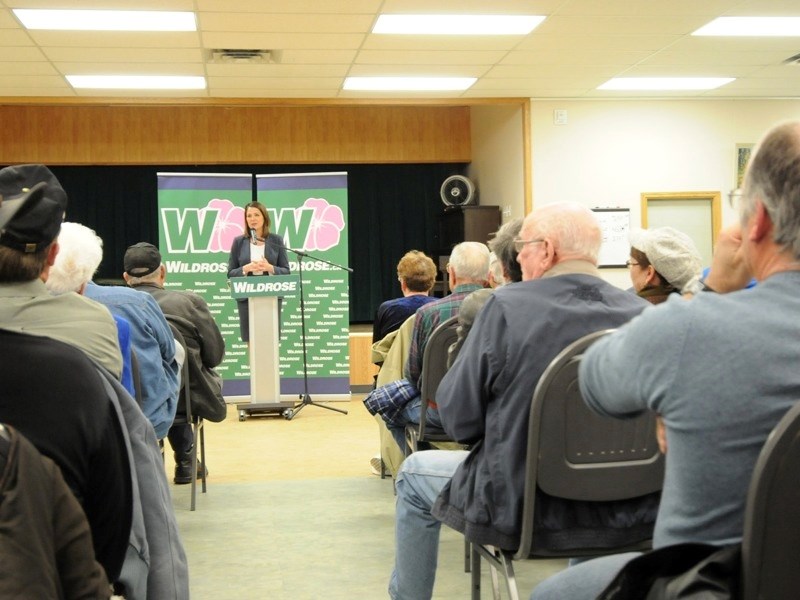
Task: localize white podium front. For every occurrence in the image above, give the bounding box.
[229,275,299,420]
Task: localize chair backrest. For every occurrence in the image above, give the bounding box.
[741,400,800,600]
[418,315,459,437]
[166,320,193,423]
[517,329,664,559]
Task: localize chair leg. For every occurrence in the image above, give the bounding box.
[189,430,198,512]
[198,420,206,494]
[465,538,471,573]
[471,544,481,600]
[499,551,519,600]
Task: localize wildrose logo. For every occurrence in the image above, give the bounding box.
[161,197,345,254]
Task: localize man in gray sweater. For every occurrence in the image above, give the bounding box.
[531,121,800,598]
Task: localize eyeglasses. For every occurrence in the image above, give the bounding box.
[625,259,640,268]
[513,238,545,253]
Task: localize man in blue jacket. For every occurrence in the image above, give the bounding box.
[389,202,652,600]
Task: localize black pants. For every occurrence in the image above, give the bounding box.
[167,422,193,456]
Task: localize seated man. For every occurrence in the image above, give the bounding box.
[0,164,122,378]
[530,121,800,598]
[389,202,652,600]
[123,242,226,484]
[0,182,132,588]
[447,218,524,368]
[46,222,180,441]
[375,241,490,450]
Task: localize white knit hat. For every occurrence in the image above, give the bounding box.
[629,226,702,292]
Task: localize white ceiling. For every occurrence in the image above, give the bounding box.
[1,0,800,99]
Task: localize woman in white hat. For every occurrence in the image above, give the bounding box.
[627,227,702,305]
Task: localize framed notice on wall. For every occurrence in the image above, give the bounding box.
[592,208,630,268]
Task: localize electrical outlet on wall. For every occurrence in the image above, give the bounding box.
[553,109,568,125]
[502,205,512,217]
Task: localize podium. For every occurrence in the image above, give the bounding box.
[229,274,300,420]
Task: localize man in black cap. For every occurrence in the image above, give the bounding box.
[124,242,226,484]
[0,164,122,378]
[0,167,133,587]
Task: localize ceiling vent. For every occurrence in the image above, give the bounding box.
[208,49,282,64]
[782,52,800,65]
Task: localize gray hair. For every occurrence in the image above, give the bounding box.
[741,121,800,260]
[524,202,602,263]
[126,269,161,287]
[488,217,523,283]
[449,241,490,282]
[46,222,103,294]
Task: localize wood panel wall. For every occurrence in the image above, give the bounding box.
[0,102,471,165]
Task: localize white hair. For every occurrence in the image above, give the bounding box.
[524,202,602,263]
[46,222,103,295]
[449,241,490,282]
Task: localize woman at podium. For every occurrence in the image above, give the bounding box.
[227,201,290,342]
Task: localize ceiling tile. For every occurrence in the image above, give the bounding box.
[356,50,507,66]
[201,32,364,50]
[43,47,203,63]
[199,12,373,33]
[205,63,349,77]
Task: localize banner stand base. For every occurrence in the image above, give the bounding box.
[236,401,297,422]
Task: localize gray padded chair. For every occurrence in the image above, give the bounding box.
[470,329,665,600]
[741,399,800,600]
[166,318,207,512]
[404,315,460,455]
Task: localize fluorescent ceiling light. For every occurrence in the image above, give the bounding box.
[598,77,735,91]
[373,14,545,35]
[343,77,476,91]
[66,75,206,90]
[693,17,800,36]
[13,9,196,31]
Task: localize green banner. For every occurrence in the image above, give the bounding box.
[256,172,350,397]
[156,173,254,396]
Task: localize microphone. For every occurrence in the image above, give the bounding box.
[249,228,258,244]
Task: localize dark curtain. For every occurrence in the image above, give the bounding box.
[45,163,466,322]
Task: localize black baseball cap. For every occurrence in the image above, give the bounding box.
[123,242,162,276]
[0,164,68,253]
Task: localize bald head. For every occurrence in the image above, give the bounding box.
[516,202,602,281]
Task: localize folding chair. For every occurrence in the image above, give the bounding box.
[470,329,665,599]
[404,315,460,455]
[166,318,207,511]
[741,400,800,599]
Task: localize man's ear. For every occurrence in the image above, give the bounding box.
[749,200,773,244]
[46,241,59,266]
[122,272,130,284]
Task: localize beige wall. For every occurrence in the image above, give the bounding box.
[529,99,800,288]
[468,103,527,222]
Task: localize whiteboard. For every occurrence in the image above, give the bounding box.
[592,209,630,268]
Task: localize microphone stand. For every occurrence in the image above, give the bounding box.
[259,236,352,420]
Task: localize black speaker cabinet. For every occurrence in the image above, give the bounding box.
[438,205,502,253]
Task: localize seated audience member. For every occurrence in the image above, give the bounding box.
[366,242,489,451]
[0,175,189,598]
[372,250,439,346]
[369,250,438,475]
[447,218,524,367]
[0,182,131,588]
[627,226,702,303]
[389,202,654,600]
[488,217,524,285]
[0,164,122,378]
[46,222,179,440]
[531,120,800,599]
[0,424,114,599]
[123,242,226,484]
